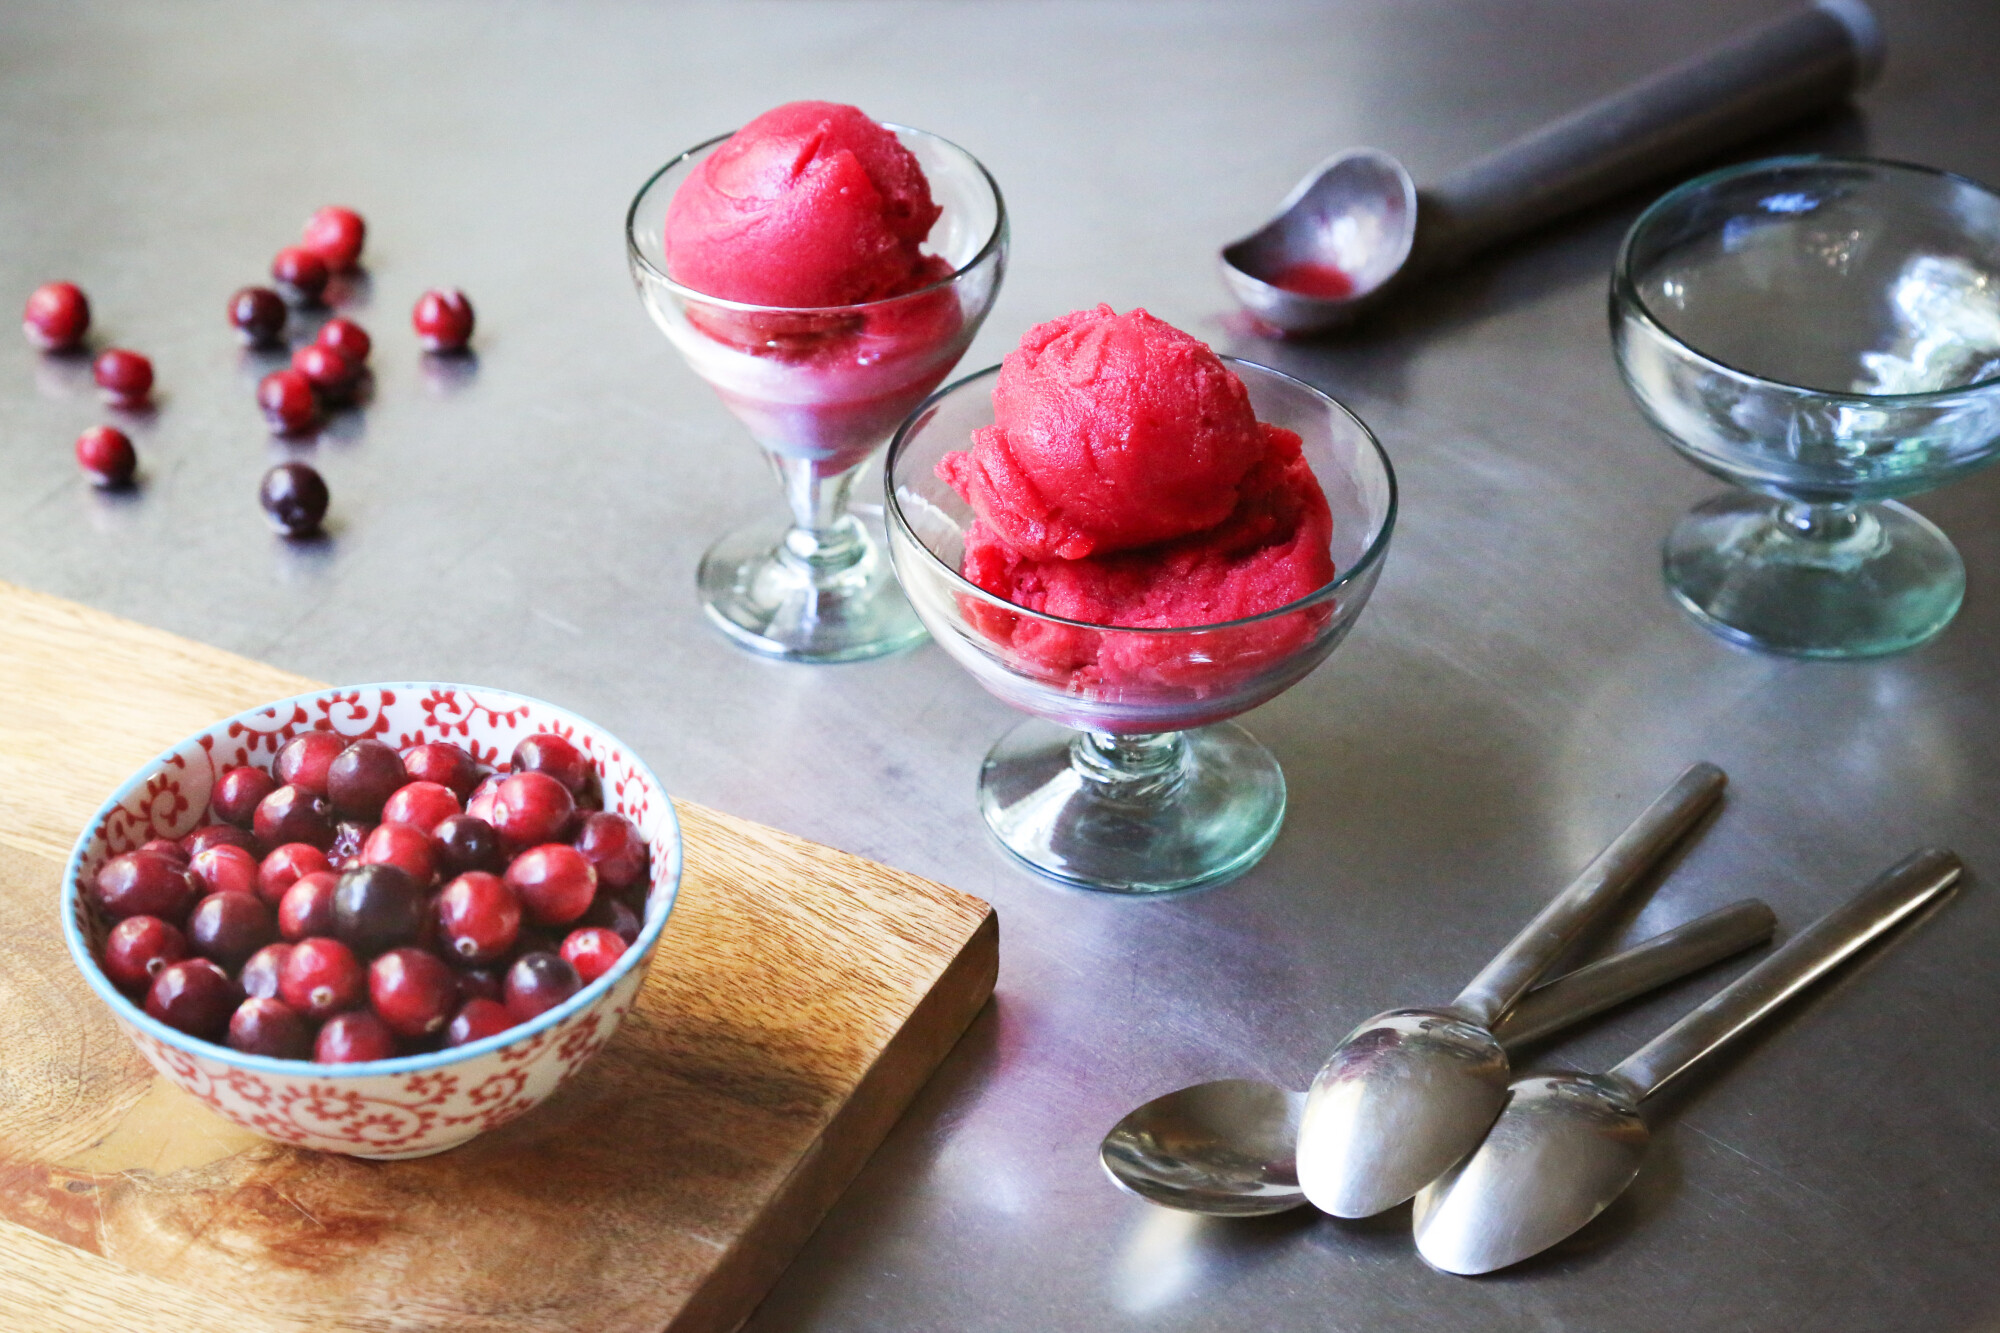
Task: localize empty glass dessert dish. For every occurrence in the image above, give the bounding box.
[627,126,1007,663]
[1613,156,2000,657]
[886,360,1395,893]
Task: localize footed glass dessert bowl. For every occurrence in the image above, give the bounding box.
[886,360,1395,893]
[1614,156,2000,657]
[628,125,1007,662]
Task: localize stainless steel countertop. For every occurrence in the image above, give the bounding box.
[4,3,1997,1329]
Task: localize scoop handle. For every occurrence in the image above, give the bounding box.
[1451,762,1727,1027]
[1494,898,1775,1049]
[1411,1,1883,275]
[1610,848,1961,1101]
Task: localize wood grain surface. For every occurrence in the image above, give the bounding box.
[0,579,998,1333]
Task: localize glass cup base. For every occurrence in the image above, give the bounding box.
[697,504,928,663]
[1663,493,1965,658]
[976,718,1287,894]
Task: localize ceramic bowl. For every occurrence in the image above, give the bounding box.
[61,683,683,1160]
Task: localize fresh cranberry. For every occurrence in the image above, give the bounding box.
[491,772,574,850]
[95,851,196,921]
[260,462,329,537]
[432,813,503,877]
[327,819,369,870]
[455,967,503,1003]
[302,206,366,272]
[258,368,319,434]
[412,288,474,352]
[575,812,647,892]
[212,765,276,827]
[257,842,330,904]
[279,936,364,1019]
[275,731,345,796]
[580,891,642,945]
[505,844,596,927]
[434,871,520,964]
[228,286,288,346]
[512,733,589,794]
[189,844,260,898]
[326,739,406,819]
[228,996,311,1059]
[102,915,188,991]
[316,317,371,363]
[359,822,437,885]
[402,742,479,799]
[239,942,293,999]
[182,823,261,858]
[502,951,578,1022]
[74,425,136,488]
[278,871,339,940]
[560,927,626,985]
[291,343,359,404]
[381,780,460,835]
[446,997,511,1046]
[253,784,335,850]
[187,891,275,967]
[315,1010,396,1063]
[93,348,153,406]
[23,281,89,351]
[465,773,503,825]
[139,838,188,863]
[271,246,329,302]
[332,863,426,954]
[368,948,456,1037]
[145,959,238,1039]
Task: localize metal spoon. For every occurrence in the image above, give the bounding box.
[1413,848,1961,1275]
[1222,0,1884,334]
[1296,762,1726,1218]
[1103,898,1775,1216]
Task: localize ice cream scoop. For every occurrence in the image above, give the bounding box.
[1222,1,1884,334]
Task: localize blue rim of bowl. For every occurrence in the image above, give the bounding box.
[1614,153,2000,402]
[882,357,1399,634]
[60,682,684,1079]
[624,124,1009,314]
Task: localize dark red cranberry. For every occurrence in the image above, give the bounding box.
[228,286,288,346]
[433,813,503,877]
[182,823,260,858]
[316,317,371,363]
[575,812,647,892]
[258,367,319,434]
[74,425,136,488]
[502,951,579,1022]
[260,462,329,537]
[332,863,426,954]
[434,871,520,964]
[455,967,503,1003]
[257,842,330,904]
[139,838,188,863]
[412,288,474,352]
[315,1010,396,1063]
[228,996,312,1059]
[326,739,406,820]
[381,781,460,834]
[291,343,358,404]
[279,935,364,1019]
[93,348,154,406]
[511,733,589,794]
[368,948,456,1037]
[212,765,276,827]
[402,742,479,799]
[95,851,196,921]
[102,914,188,991]
[505,844,596,927]
[23,281,89,351]
[465,774,503,825]
[580,891,642,945]
[278,870,339,940]
[275,731,345,796]
[271,246,329,302]
[253,783,334,850]
[560,927,626,985]
[359,822,436,885]
[145,959,238,1039]
[302,206,366,272]
[327,819,369,870]
[189,844,260,898]
[446,997,511,1047]
[240,942,293,999]
[187,891,275,968]
[490,772,574,850]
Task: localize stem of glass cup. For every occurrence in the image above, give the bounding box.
[1070,730,1189,802]
[768,451,866,574]
[1777,499,1860,542]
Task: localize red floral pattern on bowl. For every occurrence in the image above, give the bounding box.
[61,684,682,1160]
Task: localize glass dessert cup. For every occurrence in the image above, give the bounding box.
[1613,156,2000,658]
[627,127,1007,662]
[886,361,1396,893]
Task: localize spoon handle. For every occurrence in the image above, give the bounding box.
[1452,762,1726,1027]
[1412,1,1882,275]
[1494,898,1775,1049]
[1609,848,1961,1101]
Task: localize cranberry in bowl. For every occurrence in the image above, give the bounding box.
[61,683,682,1160]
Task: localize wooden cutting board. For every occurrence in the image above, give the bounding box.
[0,579,998,1333]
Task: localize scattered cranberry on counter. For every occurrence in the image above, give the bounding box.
[412,288,474,352]
[316,316,371,363]
[257,367,319,435]
[74,425,136,488]
[228,286,288,346]
[315,1010,397,1063]
[260,462,329,538]
[272,246,330,303]
[23,281,90,351]
[301,206,366,273]
[93,348,153,406]
[292,342,359,404]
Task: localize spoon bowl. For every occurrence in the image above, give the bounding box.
[1101,1079,1306,1217]
[1220,148,1416,333]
